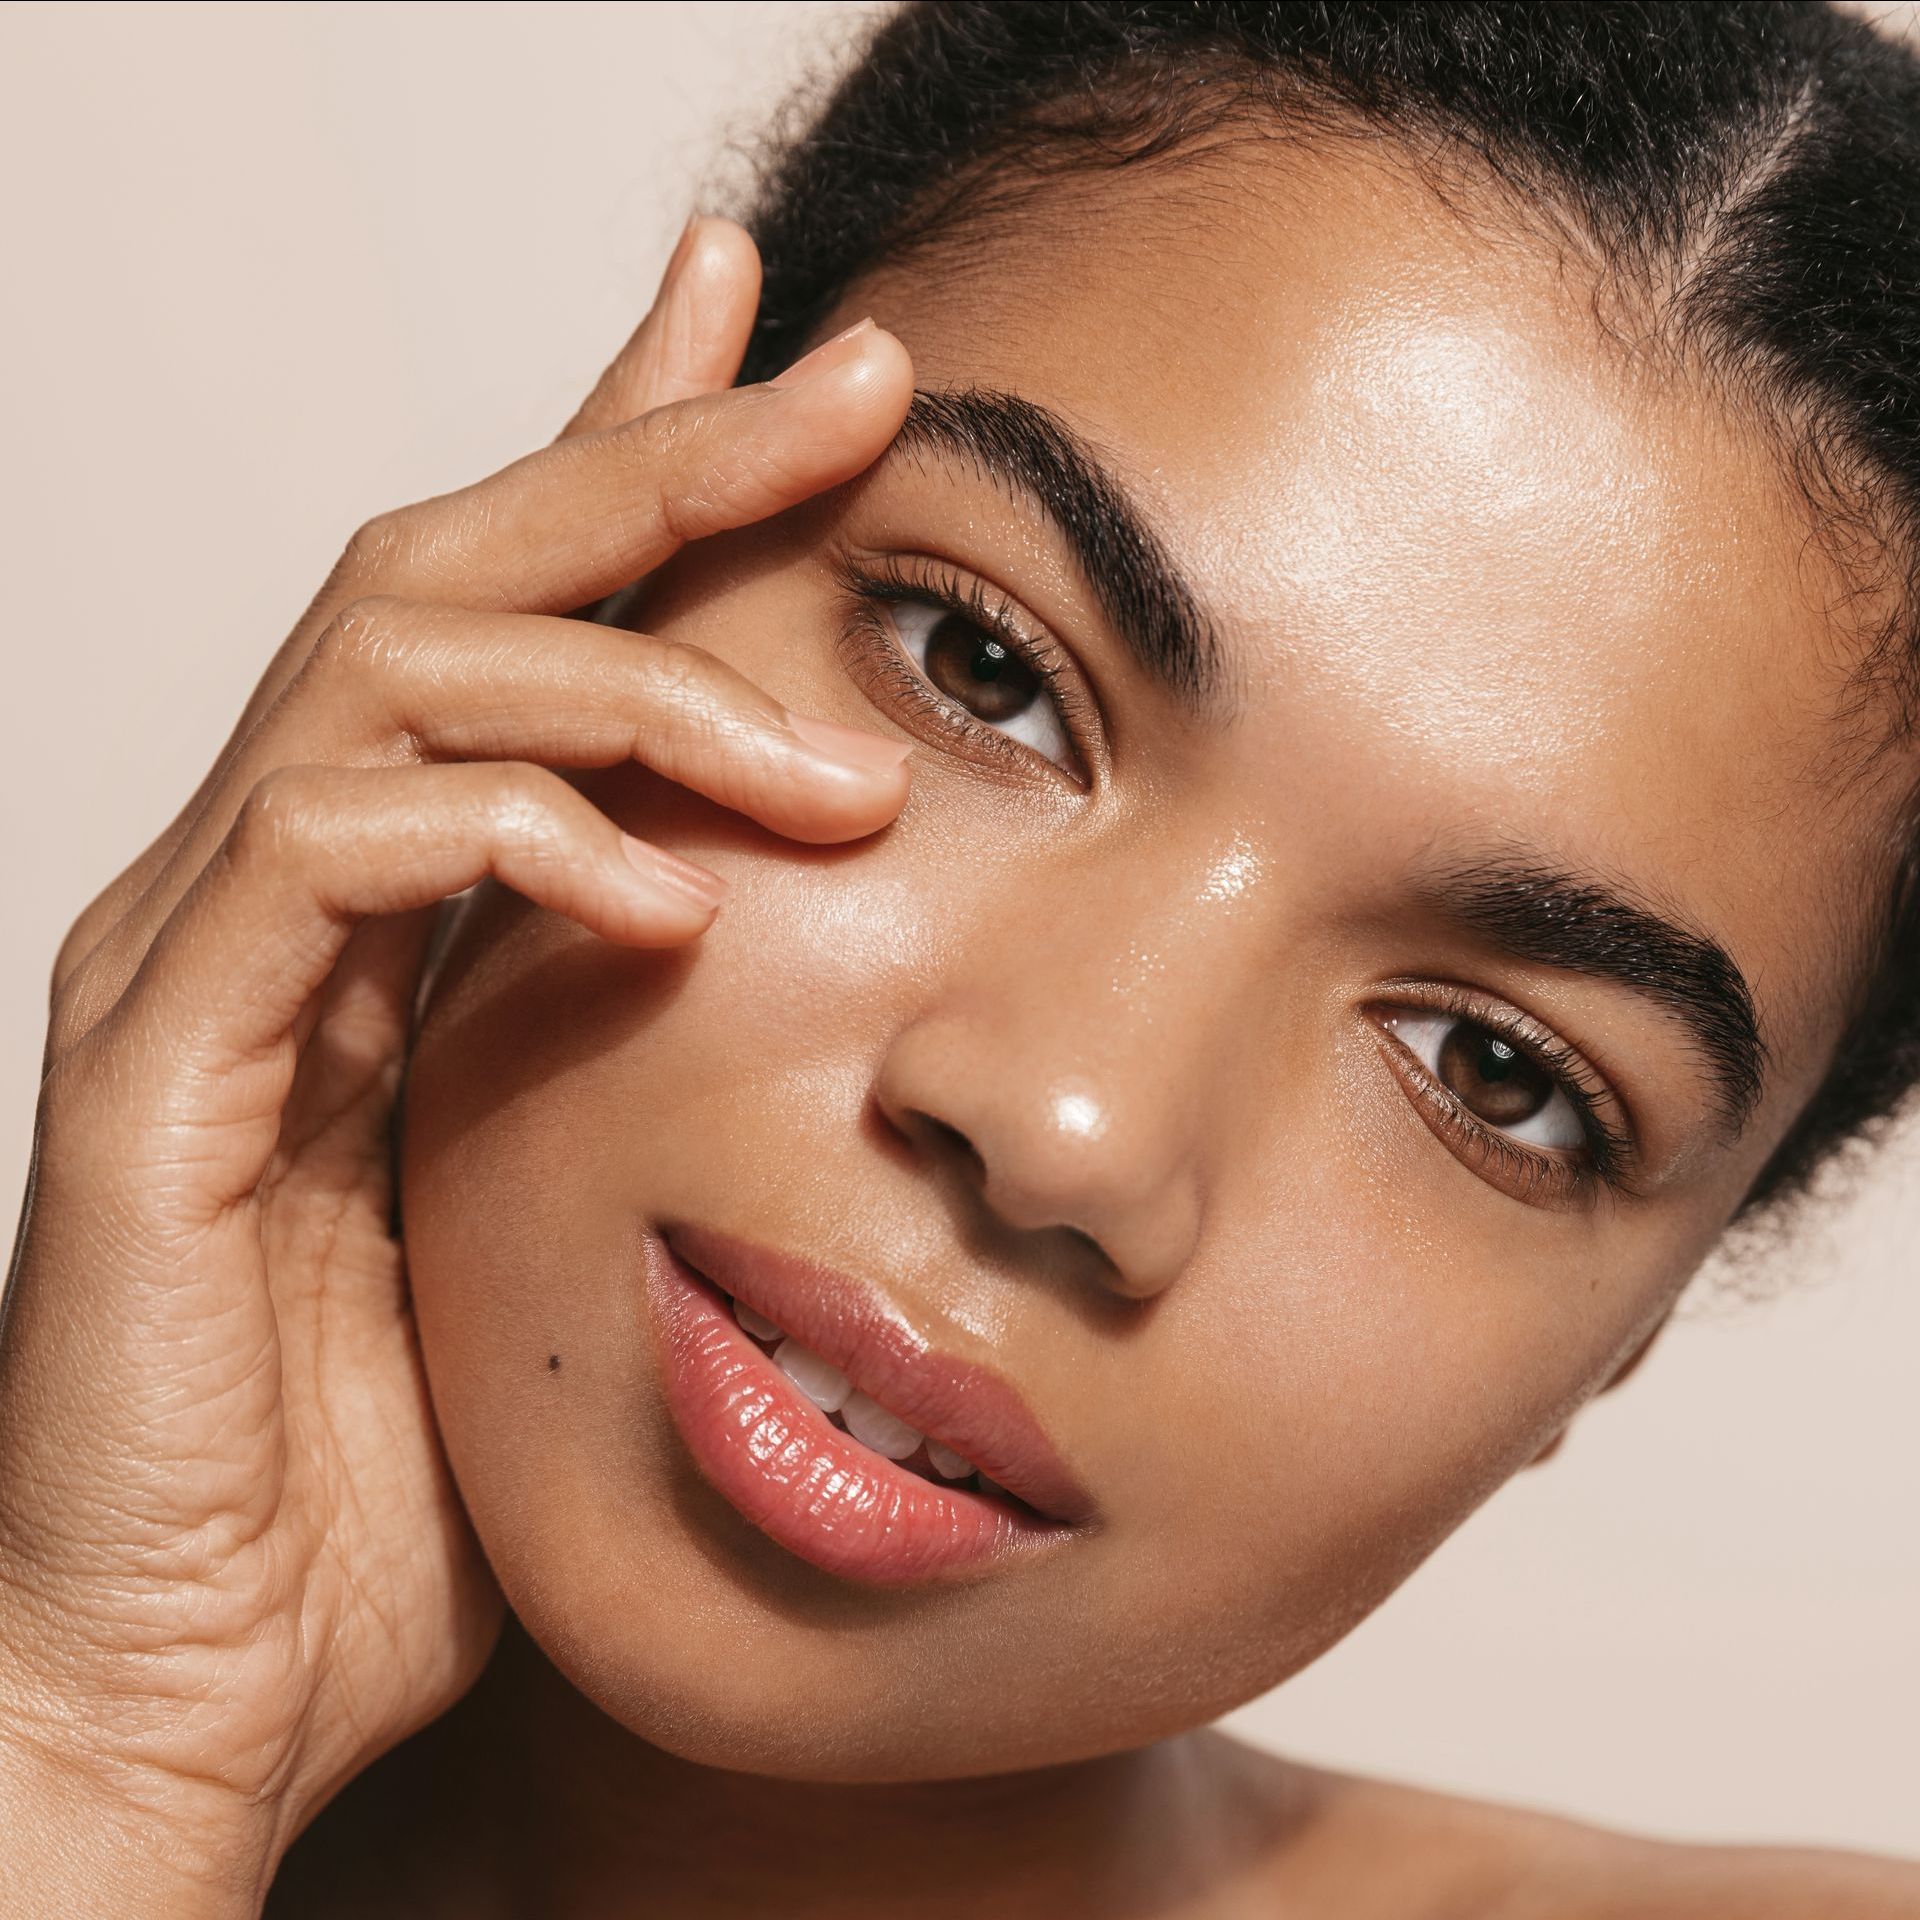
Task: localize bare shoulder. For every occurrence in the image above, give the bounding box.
[1199,1732,1920,1918]
[1593,1834,1920,1917]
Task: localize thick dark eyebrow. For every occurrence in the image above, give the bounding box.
[889,387,1233,721]
[884,393,1769,1130]
[1421,856,1770,1134]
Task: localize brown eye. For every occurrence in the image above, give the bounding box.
[917,608,1040,722]
[1436,1022,1553,1126]
[883,596,1078,774]
[1380,1007,1588,1154]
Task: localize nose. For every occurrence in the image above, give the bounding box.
[872,905,1220,1303]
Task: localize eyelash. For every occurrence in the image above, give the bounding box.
[831,555,1098,786]
[1372,982,1636,1208]
[831,562,1633,1212]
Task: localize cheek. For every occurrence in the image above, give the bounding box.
[1132,1129,1669,1688]
[393,552,1688,1770]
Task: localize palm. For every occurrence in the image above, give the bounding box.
[243,930,502,1796]
[0,225,910,1882]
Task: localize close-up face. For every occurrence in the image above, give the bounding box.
[398,139,1900,1781]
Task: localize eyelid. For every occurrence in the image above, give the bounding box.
[1366,981,1640,1206]
[830,549,1105,789]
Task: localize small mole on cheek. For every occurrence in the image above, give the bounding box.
[548,1353,561,1373]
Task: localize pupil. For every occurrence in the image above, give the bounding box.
[924,614,1037,722]
[1436,1022,1550,1127]
[1478,1037,1519,1082]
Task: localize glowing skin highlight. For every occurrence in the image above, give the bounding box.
[380,143,1913,1910]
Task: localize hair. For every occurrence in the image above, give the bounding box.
[731,0,1920,1215]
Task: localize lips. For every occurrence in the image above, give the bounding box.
[642,1222,1096,1585]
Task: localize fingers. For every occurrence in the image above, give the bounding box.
[47,288,908,1011]
[288,597,911,836]
[560,216,762,439]
[51,595,913,1053]
[50,761,723,1218]
[46,218,909,1041]
[338,317,913,618]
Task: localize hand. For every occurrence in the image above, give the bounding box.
[0,217,914,1915]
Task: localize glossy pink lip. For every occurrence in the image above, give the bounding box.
[642,1222,1097,1586]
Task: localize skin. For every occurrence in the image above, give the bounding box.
[1,143,1915,1919]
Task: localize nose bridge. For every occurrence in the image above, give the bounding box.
[874,831,1267,1299]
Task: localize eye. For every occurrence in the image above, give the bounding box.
[1380,1009,1588,1152]
[882,596,1078,774]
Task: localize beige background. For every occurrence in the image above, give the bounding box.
[2,0,1915,1858]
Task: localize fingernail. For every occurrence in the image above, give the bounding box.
[782,709,913,773]
[620,834,729,911]
[769,317,876,391]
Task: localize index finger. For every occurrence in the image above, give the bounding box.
[337,317,915,618]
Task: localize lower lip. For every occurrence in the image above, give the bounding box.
[642,1233,1071,1586]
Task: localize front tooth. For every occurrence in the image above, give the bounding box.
[733,1298,785,1342]
[840,1390,924,1460]
[925,1439,974,1480]
[773,1337,851,1413]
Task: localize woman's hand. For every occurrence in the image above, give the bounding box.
[0,217,913,1916]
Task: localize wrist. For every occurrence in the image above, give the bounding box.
[0,1726,281,1920]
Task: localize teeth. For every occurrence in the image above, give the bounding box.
[736,1307,978,1484]
[839,1390,925,1461]
[732,1297,785,1343]
[773,1337,851,1413]
[925,1439,975,1480]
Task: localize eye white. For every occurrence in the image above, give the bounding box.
[887,598,1077,774]
[1384,1009,1587,1151]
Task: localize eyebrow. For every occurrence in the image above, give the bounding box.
[886,391,1770,1131]
[890,387,1233,721]
[1419,855,1770,1133]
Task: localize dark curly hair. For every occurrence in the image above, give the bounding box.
[734,1,1920,1215]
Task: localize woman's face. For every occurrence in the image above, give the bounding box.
[400,143,1895,1779]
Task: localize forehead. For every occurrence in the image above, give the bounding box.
[851,141,1890,1071]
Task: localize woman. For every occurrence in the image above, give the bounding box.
[2,1,1917,1911]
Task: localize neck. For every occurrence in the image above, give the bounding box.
[434,1614,1310,1920]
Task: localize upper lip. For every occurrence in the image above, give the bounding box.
[660,1220,1098,1527]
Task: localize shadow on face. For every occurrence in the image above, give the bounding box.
[398,137,1895,1782]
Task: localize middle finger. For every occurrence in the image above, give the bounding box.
[60,597,913,1032]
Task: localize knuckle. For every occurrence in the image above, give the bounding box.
[311,594,409,682]
[636,635,723,714]
[489,762,564,834]
[628,398,695,469]
[654,472,727,550]
[623,401,730,546]
[339,508,410,581]
[229,765,321,866]
[484,765,577,875]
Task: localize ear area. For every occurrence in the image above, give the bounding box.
[1526,1315,1672,1467]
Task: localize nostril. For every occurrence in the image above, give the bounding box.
[921,1113,986,1185]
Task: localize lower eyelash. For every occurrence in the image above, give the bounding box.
[1396,1057,1605,1208]
[832,557,1092,784]
[1376,985,1636,1204]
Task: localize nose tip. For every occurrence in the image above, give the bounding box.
[887,1079,1199,1301]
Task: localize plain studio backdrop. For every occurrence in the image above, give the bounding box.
[3,0,1916,1860]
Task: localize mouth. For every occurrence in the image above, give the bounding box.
[642,1222,1096,1586]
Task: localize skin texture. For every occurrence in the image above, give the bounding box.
[2,150,1916,1920]
[0,219,919,1916]
[381,148,1914,1907]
